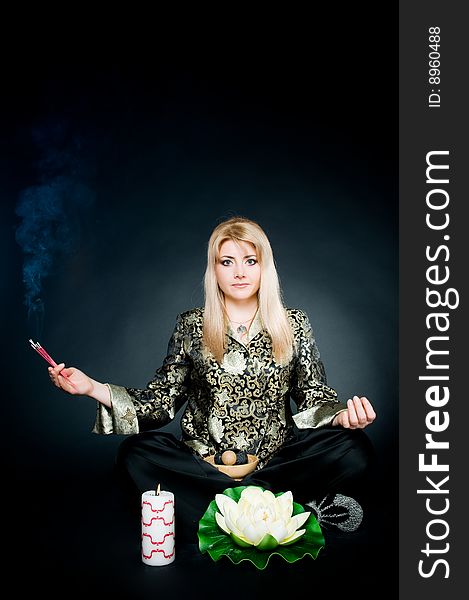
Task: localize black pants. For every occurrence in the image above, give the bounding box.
[115,426,374,541]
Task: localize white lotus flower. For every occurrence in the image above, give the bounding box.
[215,486,311,550]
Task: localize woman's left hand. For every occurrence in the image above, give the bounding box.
[332,396,376,429]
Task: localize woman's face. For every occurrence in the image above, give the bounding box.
[215,239,261,304]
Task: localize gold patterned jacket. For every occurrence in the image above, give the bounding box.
[93,307,347,468]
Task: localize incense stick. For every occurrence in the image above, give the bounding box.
[29,339,78,389]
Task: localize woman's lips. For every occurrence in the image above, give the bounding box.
[232,283,249,287]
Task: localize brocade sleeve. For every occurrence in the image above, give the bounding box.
[291,312,347,429]
[92,313,191,435]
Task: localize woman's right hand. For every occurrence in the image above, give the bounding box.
[48,363,94,396]
[48,364,112,407]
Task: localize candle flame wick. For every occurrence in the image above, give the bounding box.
[156,483,160,495]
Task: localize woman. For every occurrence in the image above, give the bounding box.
[48,216,376,540]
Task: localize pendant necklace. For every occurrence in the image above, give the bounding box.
[229,310,257,337]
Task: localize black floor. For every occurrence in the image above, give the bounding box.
[11,459,397,599]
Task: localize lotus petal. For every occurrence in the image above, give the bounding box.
[262,489,276,504]
[242,520,268,545]
[215,493,238,516]
[237,497,251,515]
[276,491,293,517]
[224,507,242,537]
[291,511,311,530]
[280,528,307,546]
[268,520,289,544]
[253,506,274,524]
[215,511,230,534]
[240,486,264,503]
[235,512,251,532]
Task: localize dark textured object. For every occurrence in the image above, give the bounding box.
[235,450,248,465]
[213,449,248,465]
[306,493,364,532]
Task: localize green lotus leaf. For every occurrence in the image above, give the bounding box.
[198,485,325,569]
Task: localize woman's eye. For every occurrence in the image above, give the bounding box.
[220,258,257,266]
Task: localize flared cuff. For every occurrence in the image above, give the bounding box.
[183,438,215,458]
[92,383,139,435]
[293,404,348,429]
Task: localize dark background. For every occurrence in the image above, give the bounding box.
[2,15,397,598]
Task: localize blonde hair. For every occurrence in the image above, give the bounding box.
[203,216,294,365]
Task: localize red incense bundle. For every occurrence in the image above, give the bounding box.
[29,339,77,389]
